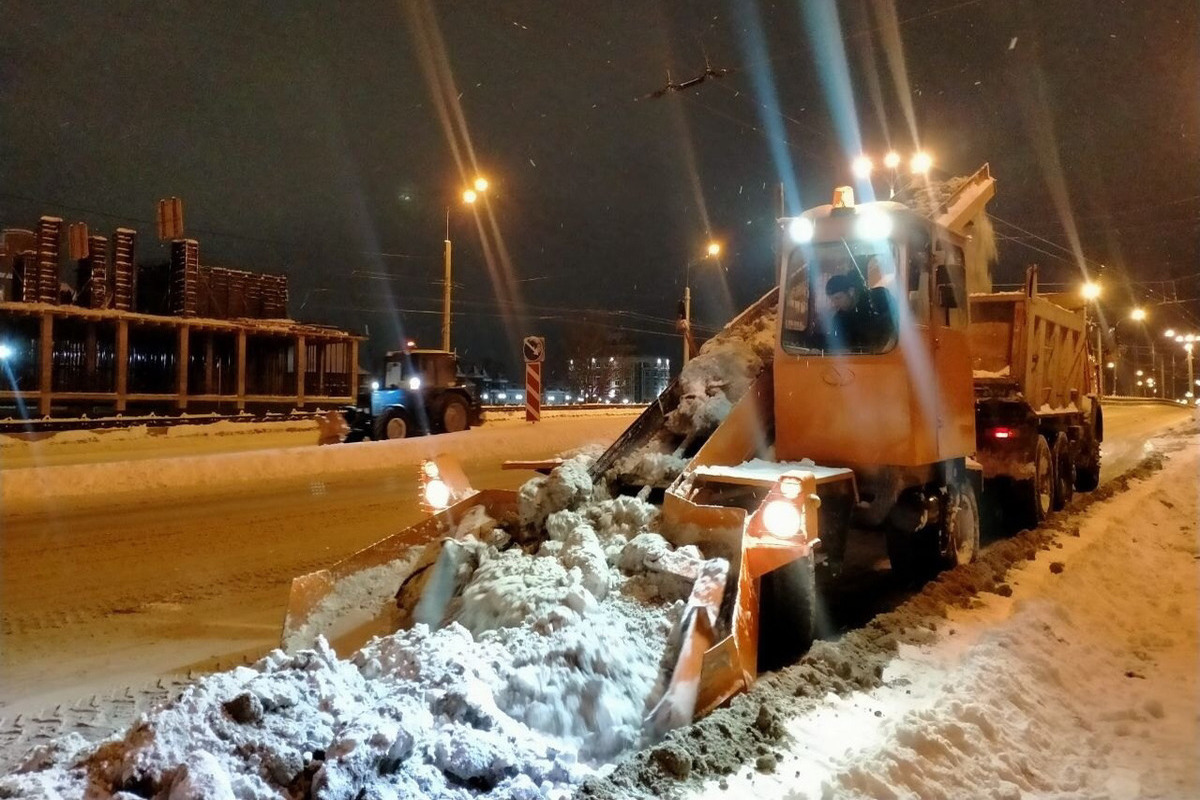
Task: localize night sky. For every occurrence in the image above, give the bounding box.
[1,0,1196,377]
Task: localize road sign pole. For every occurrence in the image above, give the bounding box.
[523,336,545,423]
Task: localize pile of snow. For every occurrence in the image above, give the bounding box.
[666,308,776,439]
[3,456,725,799]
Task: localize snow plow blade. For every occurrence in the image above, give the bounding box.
[281,484,517,650]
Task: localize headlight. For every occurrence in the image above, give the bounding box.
[788,217,815,244]
[762,499,802,538]
[370,380,380,391]
[855,209,893,240]
[424,478,451,510]
[408,376,422,391]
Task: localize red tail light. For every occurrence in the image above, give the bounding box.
[990,427,1014,440]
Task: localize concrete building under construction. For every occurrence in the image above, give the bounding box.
[0,203,360,419]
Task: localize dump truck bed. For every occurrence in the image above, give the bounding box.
[968,282,1092,413]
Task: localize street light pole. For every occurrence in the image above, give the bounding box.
[1186,343,1195,399]
[442,207,452,352]
[442,177,489,353]
[682,241,721,365]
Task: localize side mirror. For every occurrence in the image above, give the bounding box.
[938,283,959,309]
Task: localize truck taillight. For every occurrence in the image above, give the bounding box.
[991,427,1014,439]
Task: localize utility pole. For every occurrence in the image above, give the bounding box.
[442,206,452,352]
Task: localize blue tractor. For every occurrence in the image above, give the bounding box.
[344,349,483,441]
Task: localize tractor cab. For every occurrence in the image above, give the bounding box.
[773,188,976,471]
[380,349,460,393]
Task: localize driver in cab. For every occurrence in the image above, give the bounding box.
[824,271,893,352]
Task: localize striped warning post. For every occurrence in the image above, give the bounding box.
[525,361,542,422]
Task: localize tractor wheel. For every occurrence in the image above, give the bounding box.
[757,555,817,671]
[374,408,410,440]
[1052,433,1075,510]
[439,395,470,433]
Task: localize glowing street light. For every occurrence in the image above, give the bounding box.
[1164,329,1176,338]
[473,176,489,192]
[462,189,478,204]
[1106,361,1115,369]
[683,240,725,363]
[1136,370,1144,376]
[851,155,873,179]
[910,152,933,175]
[1130,307,1147,321]
[0,342,12,361]
[1081,282,1102,301]
[883,151,901,170]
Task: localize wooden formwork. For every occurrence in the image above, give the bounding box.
[0,302,361,418]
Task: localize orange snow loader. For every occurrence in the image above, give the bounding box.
[284,165,1103,732]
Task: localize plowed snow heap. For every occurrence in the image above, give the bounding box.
[3,462,722,800]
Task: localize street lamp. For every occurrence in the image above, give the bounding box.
[910,152,933,175]
[444,176,489,351]
[1130,307,1147,322]
[1164,328,1175,339]
[681,240,724,364]
[851,156,873,180]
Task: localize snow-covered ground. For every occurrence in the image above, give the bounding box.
[0,418,322,471]
[585,421,1199,800]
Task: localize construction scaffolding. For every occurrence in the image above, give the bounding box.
[0,302,360,418]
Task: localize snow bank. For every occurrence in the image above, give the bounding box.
[2,455,723,799]
[2,414,638,514]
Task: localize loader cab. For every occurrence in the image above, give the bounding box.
[773,195,975,469]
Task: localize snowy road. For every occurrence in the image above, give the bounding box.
[0,403,1189,774]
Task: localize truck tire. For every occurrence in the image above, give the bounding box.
[439,395,470,433]
[1052,433,1074,510]
[1075,437,1101,492]
[943,482,981,568]
[1013,435,1054,530]
[374,408,410,440]
[757,555,817,671]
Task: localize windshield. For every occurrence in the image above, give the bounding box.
[781,239,901,355]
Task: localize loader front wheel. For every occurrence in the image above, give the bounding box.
[757,555,817,671]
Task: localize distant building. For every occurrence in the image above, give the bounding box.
[567,355,670,404]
